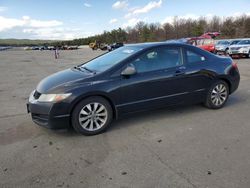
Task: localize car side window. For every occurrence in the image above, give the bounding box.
[186,50,205,64]
[131,47,182,73]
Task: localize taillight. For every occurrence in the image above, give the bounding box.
[232,62,238,69]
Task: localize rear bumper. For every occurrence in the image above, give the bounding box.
[230,77,240,94]
[27,102,70,129]
[229,68,240,94]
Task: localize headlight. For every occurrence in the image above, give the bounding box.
[240,47,249,51]
[37,93,71,102]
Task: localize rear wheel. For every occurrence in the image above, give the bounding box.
[204,80,229,109]
[71,97,113,135]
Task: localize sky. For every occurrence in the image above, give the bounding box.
[0,0,250,40]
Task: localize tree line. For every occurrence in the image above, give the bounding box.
[54,15,250,46]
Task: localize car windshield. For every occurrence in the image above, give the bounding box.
[81,46,141,72]
[217,41,229,45]
[230,40,240,45]
[238,40,250,45]
[203,39,214,45]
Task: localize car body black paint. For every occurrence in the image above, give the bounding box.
[27,42,240,129]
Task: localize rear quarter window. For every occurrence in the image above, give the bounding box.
[186,50,206,64]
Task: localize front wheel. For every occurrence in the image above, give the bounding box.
[71,97,113,135]
[204,80,229,109]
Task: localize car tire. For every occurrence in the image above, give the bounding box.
[71,96,113,135]
[204,80,229,109]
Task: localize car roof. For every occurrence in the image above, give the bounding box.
[125,41,214,58]
[217,40,229,42]
[125,41,191,49]
[240,38,250,41]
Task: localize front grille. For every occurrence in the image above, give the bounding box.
[230,47,241,50]
[33,90,41,99]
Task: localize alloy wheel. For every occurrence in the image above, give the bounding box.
[78,102,108,131]
[211,84,228,106]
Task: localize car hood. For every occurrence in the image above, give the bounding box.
[215,44,228,48]
[230,44,250,48]
[36,68,94,93]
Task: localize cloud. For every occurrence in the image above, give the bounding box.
[22,27,85,40]
[161,14,200,24]
[122,18,141,28]
[112,1,128,10]
[232,12,250,17]
[0,15,86,40]
[0,16,63,32]
[0,16,25,31]
[125,0,162,18]
[84,3,92,8]
[161,13,220,25]
[24,16,63,28]
[109,18,118,24]
[0,6,7,12]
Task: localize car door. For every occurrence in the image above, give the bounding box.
[181,48,214,102]
[117,46,189,114]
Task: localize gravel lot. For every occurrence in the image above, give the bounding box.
[0,49,250,188]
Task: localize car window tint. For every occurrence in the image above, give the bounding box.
[230,40,240,45]
[186,50,205,64]
[238,40,250,45]
[82,46,141,72]
[203,39,214,45]
[132,47,182,73]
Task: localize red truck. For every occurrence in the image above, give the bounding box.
[186,32,220,53]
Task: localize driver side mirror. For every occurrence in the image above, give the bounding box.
[121,64,137,76]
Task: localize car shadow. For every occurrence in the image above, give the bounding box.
[109,104,204,132]
[109,94,245,133]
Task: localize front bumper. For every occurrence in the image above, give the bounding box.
[216,50,227,55]
[229,50,249,56]
[27,101,71,129]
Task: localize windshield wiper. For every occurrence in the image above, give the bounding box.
[73,65,96,74]
[82,66,96,74]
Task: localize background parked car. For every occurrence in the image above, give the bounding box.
[229,39,250,58]
[197,38,216,53]
[215,39,242,55]
[48,46,55,50]
[107,42,124,51]
[32,46,40,50]
[184,32,220,53]
[31,46,48,50]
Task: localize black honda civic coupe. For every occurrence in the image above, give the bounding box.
[27,42,240,135]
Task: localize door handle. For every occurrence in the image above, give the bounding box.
[178,66,186,70]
